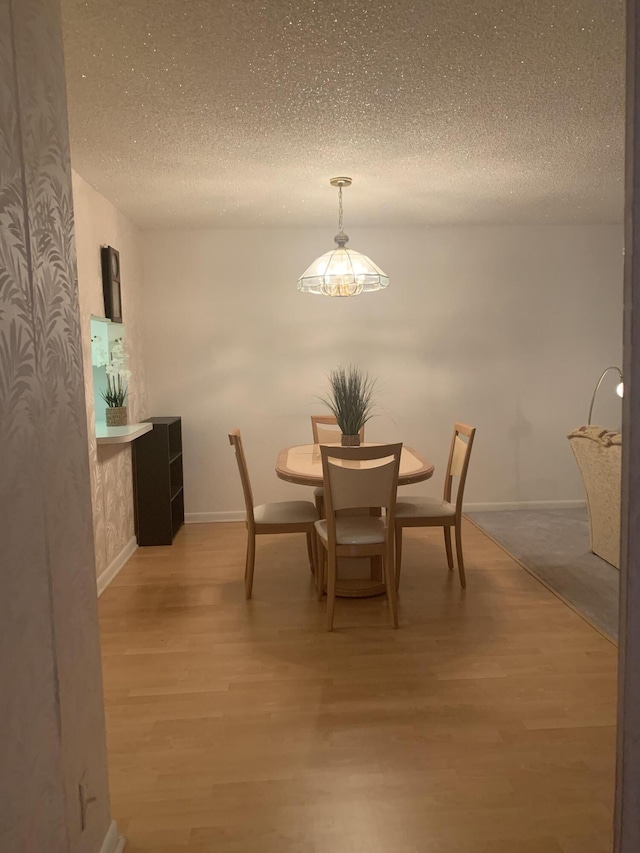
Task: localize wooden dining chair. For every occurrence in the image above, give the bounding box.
[228,429,319,599]
[394,423,476,589]
[314,443,402,631]
[310,415,365,516]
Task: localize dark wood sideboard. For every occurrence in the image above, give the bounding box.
[132,416,184,545]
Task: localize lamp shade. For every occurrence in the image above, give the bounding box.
[297,245,389,297]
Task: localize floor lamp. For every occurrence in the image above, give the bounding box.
[587,366,624,425]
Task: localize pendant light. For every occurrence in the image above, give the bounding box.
[297,177,389,297]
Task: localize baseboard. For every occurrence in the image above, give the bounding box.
[99,820,125,853]
[97,536,137,596]
[464,500,586,512]
[185,511,246,523]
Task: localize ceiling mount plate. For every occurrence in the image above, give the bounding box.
[329,176,352,187]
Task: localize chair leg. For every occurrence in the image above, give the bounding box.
[313,530,320,576]
[326,550,337,631]
[317,546,326,600]
[245,531,256,599]
[385,542,399,628]
[395,524,403,590]
[443,527,454,570]
[315,495,324,517]
[454,523,466,588]
[306,531,315,574]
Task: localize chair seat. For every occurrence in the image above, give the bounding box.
[315,516,386,545]
[395,497,456,519]
[313,486,324,498]
[254,501,318,525]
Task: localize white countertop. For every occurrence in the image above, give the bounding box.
[95,422,153,445]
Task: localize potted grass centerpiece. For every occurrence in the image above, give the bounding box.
[101,337,132,426]
[320,364,377,446]
[102,366,131,425]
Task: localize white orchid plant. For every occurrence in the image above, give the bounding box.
[100,338,132,408]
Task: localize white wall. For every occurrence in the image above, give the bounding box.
[141,224,623,518]
[73,171,149,583]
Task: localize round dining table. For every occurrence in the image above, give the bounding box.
[275,443,435,597]
[276,443,435,488]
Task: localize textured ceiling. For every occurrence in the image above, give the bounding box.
[61,0,625,229]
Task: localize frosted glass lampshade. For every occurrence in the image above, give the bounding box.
[616,382,624,398]
[297,245,389,297]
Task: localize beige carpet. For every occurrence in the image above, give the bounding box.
[467,507,619,640]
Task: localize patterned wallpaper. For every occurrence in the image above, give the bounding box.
[0,0,111,850]
[72,170,148,582]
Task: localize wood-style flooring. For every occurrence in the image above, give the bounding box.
[98,520,617,853]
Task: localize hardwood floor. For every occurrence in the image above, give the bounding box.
[98,520,617,853]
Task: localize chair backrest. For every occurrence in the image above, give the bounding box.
[320,443,402,538]
[443,423,476,514]
[311,414,365,445]
[228,429,254,525]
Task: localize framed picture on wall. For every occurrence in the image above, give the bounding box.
[101,245,122,322]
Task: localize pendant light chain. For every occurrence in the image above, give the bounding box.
[334,181,348,247]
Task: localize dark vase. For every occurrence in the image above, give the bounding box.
[341,434,361,446]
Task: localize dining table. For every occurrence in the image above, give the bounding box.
[275,443,435,597]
